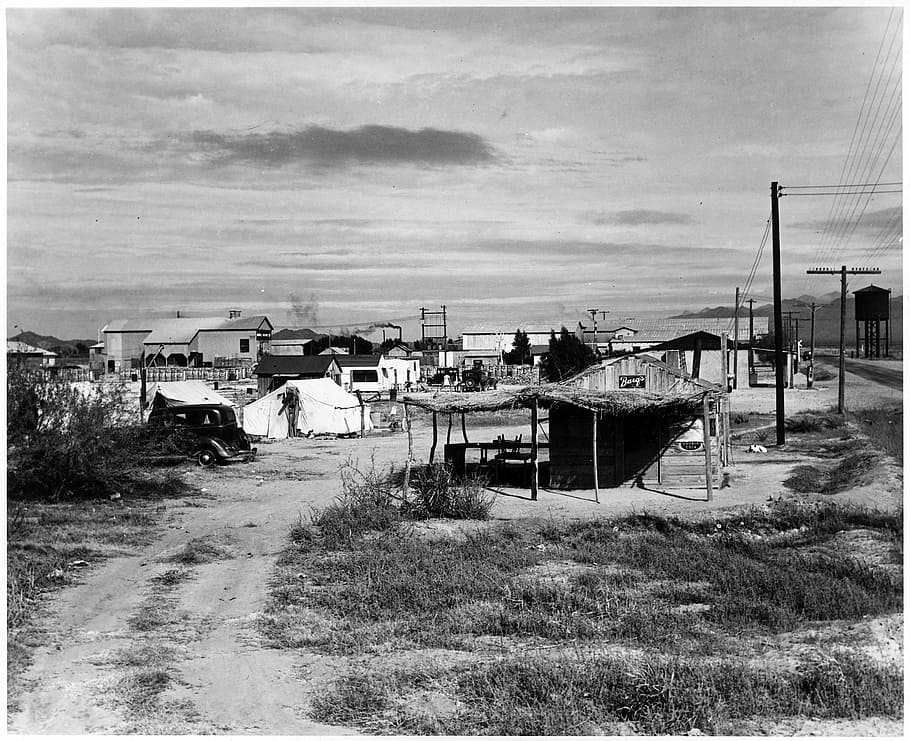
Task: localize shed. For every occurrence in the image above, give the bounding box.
[252,354,342,396]
[402,374,727,499]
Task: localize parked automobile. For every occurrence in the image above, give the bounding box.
[147,404,256,466]
[426,367,460,387]
[461,366,497,392]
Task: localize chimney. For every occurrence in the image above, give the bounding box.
[229,309,242,319]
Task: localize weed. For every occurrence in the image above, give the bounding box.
[150,569,192,587]
[849,406,903,463]
[118,668,173,713]
[784,452,878,494]
[404,463,495,520]
[166,535,234,564]
[786,411,845,434]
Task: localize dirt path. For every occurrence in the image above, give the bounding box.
[8,370,902,733]
[8,460,358,735]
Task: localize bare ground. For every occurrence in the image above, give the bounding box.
[7,366,902,735]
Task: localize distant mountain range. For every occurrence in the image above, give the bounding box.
[8,331,96,357]
[670,292,902,346]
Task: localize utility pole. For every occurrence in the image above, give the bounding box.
[807,302,822,389]
[732,287,740,390]
[587,308,599,354]
[748,298,755,376]
[806,266,880,413]
[770,181,785,445]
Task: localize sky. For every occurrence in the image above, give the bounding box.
[6,6,903,341]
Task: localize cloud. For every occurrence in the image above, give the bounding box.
[789,206,901,234]
[187,125,495,167]
[586,209,696,226]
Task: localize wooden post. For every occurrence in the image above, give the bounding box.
[530,400,539,501]
[733,287,740,390]
[430,411,438,464]
[446,413,453,445]
[355,389,365,438]
[657,417,662,484]
[720,331,729,391]
[592,410,600,504]
[724,397,732,467]
[403,403,413,494]
[702,394,713,500]
[461,412,468,443]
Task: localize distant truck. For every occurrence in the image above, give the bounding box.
[460,366,497,392]
[426,367,460,388]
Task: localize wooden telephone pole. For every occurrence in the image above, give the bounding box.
[732,287,740,389]
[806,266,880,413]
[806,302,822,389]
[770,182,785,445]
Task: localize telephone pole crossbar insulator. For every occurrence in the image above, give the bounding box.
[805,266,882,413]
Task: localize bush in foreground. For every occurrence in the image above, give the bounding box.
[310,460,494,547]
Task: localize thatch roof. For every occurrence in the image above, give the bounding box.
[402,384,711,417]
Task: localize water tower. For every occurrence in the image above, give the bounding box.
[853,284,891,358]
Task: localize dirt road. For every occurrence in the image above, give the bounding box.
[8,375,902,733]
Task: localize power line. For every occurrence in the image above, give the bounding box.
[784,181,901,189]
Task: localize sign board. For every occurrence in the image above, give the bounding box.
[618,374,646,389]
[256,329,272,342]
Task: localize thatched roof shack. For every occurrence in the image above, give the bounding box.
[401,379,727,500]
[401,384,707,416]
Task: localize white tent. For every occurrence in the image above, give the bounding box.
[148,380,233,409]
[241,378,372,439]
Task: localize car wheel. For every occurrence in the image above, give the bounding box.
[194,448,217,467]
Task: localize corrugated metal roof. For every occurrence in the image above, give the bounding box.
[144,318,225,345]
[336,355,381,368]
[253,354,340,376]
[272,328,324,340]
[462,319,583,335]
[609,317,767,343]
[102,319,153,333]
[7,340,57,356]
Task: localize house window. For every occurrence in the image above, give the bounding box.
[240,338,250,353]
[352,370,378,383]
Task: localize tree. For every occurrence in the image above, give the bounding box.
[503,329,532,365]
[539,327,597,382]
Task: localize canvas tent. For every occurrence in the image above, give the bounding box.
[241,378,372,439]
[148,380,233,411]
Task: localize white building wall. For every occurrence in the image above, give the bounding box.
[195,330,259,363]
[103,331,149,364]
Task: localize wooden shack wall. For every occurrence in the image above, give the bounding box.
[548,405,618,488]
[549,403,719,490]
[574,356,705,394]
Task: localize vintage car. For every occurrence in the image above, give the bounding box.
[147,404,256,467]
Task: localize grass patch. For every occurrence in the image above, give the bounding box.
[263,501,901,654]
[405,464,495,520]
[785,452,879,494]
[312,652,902,735]
[849,405,903,463]
[165,535,235,565]
[786,411,845,434]
[117,667,174,714]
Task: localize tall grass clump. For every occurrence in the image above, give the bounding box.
[404,463,495,520]
[310,457,403,547]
